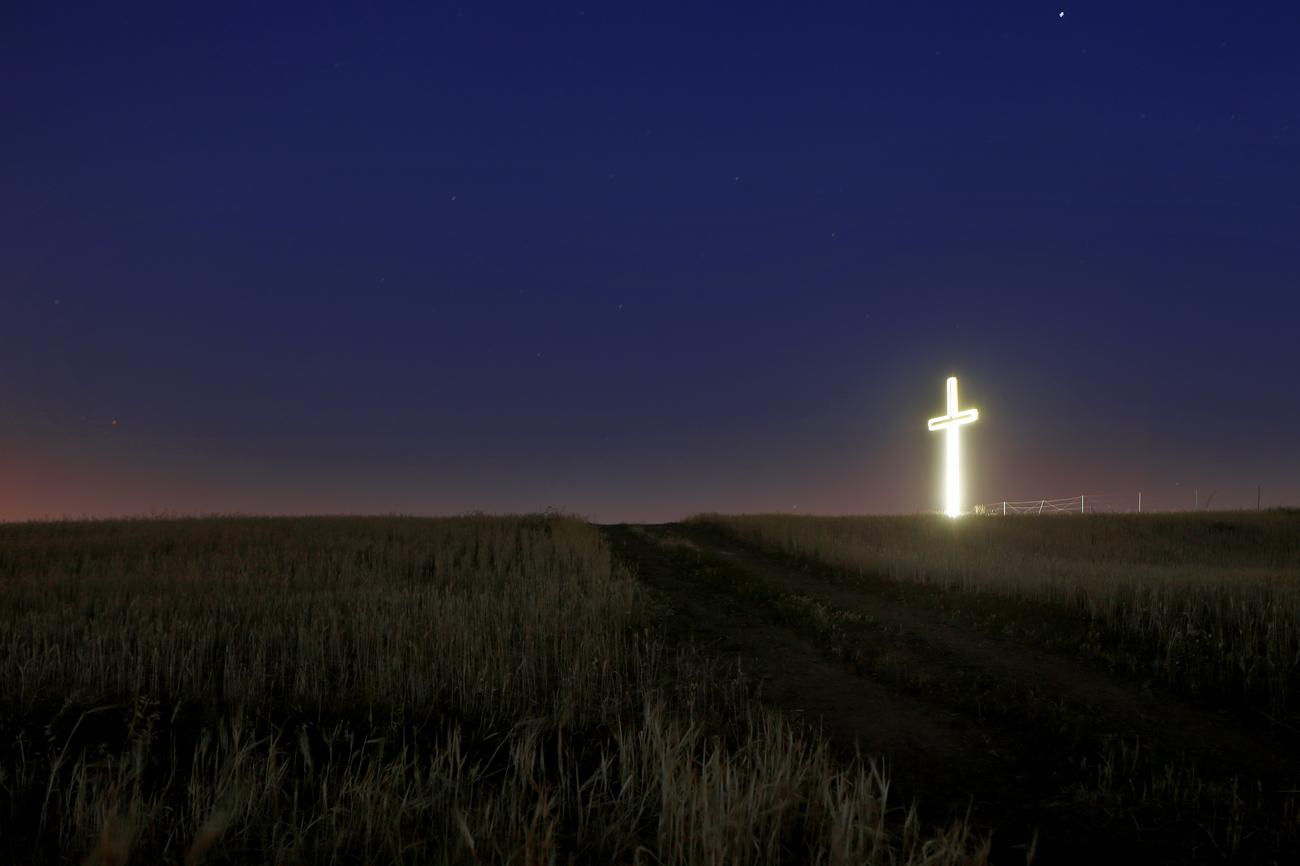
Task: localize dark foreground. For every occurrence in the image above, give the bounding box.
[2,512,1297,864]
[605,519,1300,865]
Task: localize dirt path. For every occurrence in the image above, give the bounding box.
[666,521,1298,784]
[612,525,1038,792]
[605,521,1300,866]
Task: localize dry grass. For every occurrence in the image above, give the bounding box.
[0,515,985,864]
[693,511,1300,716]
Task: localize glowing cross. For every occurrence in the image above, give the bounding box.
[927,376,979,517]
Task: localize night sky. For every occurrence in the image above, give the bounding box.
[3,2,1298,522]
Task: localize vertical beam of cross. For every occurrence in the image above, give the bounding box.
[927,376,979,517]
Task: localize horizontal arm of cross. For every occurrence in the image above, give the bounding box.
[927,408,979,431]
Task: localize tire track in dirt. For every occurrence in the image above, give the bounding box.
[603,524,1020,817]
[669,521,1300,787]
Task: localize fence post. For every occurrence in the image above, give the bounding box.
[1002,501,1007,516]
[1081,494,1085,514]
[1138,492,1142,513]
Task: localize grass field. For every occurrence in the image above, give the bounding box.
[4,511,1297,864]
[0,515,981,865]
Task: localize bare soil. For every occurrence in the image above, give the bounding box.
[604,522,1300,866]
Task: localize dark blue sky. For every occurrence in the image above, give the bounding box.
[3,1,1298,521]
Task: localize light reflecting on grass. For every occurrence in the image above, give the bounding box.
[695,511,1300,714]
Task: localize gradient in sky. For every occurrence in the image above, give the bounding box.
[3,1,1298,522]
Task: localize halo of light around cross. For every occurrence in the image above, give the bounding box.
[927,376,979,518]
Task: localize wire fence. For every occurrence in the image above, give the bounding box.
[975,493,1144,516]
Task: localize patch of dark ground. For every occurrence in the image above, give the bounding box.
[603,522,1300,866]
